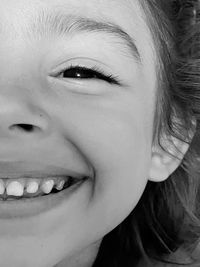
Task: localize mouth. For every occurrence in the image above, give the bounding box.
[0,175,89,201]
[0,161,93,219]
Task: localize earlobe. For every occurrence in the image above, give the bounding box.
[149,138,190,182]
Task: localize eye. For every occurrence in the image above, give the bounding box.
[56,65,121,85]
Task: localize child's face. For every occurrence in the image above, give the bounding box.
[0,0,172,266]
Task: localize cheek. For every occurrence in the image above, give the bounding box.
[57,94,154,231]
[87,116,152,227]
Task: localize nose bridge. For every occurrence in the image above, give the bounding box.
[0,8,52,141]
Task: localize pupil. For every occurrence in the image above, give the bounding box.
[64,68,96,79]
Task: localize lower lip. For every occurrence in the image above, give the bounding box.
[0,178,88,220]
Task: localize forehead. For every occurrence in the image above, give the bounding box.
[0,0,154,52]
[0,0,157,90]
[1,0,144,20]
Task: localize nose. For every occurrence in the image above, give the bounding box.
[0,96,50,139]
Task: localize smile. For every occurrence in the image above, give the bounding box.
[0,161,92,219]
[0,176,89,200]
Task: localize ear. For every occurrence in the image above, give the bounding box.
[149,137,190,182]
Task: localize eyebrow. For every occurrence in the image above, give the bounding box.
[28,10,141,61]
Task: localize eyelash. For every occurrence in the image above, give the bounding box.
[56,64,121,85]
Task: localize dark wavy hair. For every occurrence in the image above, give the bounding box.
[93,1,200,266]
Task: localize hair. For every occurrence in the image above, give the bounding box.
[93,1,200,266]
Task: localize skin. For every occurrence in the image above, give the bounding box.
[0,0,189,266]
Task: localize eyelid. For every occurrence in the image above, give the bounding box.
[52,63,122,85]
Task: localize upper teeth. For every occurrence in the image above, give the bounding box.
[40,179,54,194]
[26,180,39,194]
[6,181,24,196]
[0,177,68,197]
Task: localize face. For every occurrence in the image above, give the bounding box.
[0,0,158,266]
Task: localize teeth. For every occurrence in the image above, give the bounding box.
[41,179,54,194]
[26,180,39,194]
[56,180,65,190]
[6,181,24,196]
[0,176,76,199]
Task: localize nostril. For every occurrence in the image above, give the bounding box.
[9,124,39,133]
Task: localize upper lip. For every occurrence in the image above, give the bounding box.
[0,161,90,179]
